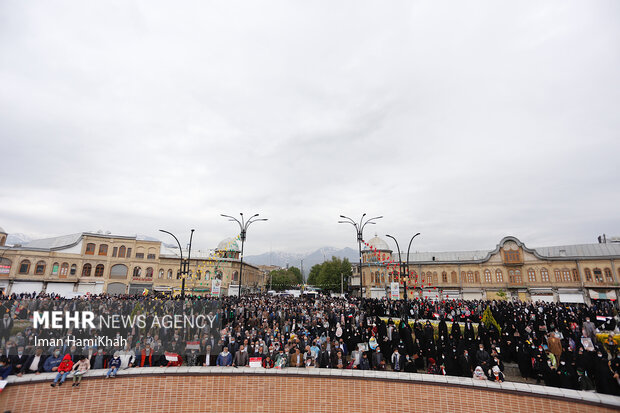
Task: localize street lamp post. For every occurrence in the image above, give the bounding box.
[385,232,420,301]
[221,213,267,297]
[338,214,383,297]
[159,229,195,299]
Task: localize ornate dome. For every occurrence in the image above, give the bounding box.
[216,237,240,252]
[364,235,391,251]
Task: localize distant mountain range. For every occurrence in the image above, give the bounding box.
[5,233,33,246]
[244,246,360,274]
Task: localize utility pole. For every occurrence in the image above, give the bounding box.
[301,259,304,283]
[341,272,344,296]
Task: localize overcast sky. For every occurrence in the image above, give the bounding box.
[1,1,619,255]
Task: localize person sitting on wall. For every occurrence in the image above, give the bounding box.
[72,355,90,386]
[0,356,12,379]
[50,354,73,387]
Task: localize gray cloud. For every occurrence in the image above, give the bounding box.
[1,1,619,255]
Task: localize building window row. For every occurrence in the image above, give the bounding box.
[86,243,133,258]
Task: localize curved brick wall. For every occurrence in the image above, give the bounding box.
[1,368,619,413]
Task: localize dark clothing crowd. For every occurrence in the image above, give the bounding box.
[1,292,619,395]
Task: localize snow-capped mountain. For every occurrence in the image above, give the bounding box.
[244,247,359,271]
[5,233,33,246]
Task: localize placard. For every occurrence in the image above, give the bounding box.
[249,357,262,368]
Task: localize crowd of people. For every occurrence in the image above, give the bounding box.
[0,292,619,395]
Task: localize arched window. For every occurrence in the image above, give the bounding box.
[126,248,132,258]
[593,268,603,283]
[168,269,173,279]
[467,271,474,283]
[158,269,164,279]
[541,268,549,282]
[442,271,448,283]
[18,260,31,274]
[604,268,613,283]
[474,271,479,283]
[60,263,69,276]
[94,264,104,277]
[495,269,503,283]
[33,261,46,275]
[232,271,239,282]
[205,270,210,280]
[98,244,108,256]
[451,271,457,283]
[85,243,95,255]
[118,246,126,258]
[196,270,201,280]
[70,264,77,276]
[51,262,59,275]
[584,268,592,282]
[133,267,142,277]
[514,269,522,283]
[110,264,127,278]
[572,269,580,282]
[145,267,154,278]
[461,271,466,282]
[82,264,92,277]
[509,270,515,283]
[112,247,118,257]
[562,269,571,282]
[554,269,561,282]
[484,269,492,283]
[528,269,536,282]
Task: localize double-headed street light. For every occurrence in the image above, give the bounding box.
[385,232,420,301]
[338,214,383,296]
[159,229,195,299]
[221,213,267,297]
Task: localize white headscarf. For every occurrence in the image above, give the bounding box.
[473,366,486,380]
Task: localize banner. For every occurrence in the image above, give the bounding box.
[165,352,178,362]
[211,279,221,297]
[390,282,400,300]
[186,341,200,351]
[249,357,262,368]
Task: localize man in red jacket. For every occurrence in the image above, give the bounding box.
[51,354,73,387]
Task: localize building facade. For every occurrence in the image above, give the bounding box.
[351,235,620,304]
[0,228,263,296]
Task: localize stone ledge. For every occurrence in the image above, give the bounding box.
[5,367,619,408]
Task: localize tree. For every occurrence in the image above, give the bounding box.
[496,289,507,300]
[288,266,303,284]
[307,257,352,292]
[481,305,502,333]
[269,268,301,291]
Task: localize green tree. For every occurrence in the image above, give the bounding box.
[307,264,321,286]
[269,268,301,291]
[481,305,502,333]
[288,266,303,284]
[307,257,352,292]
